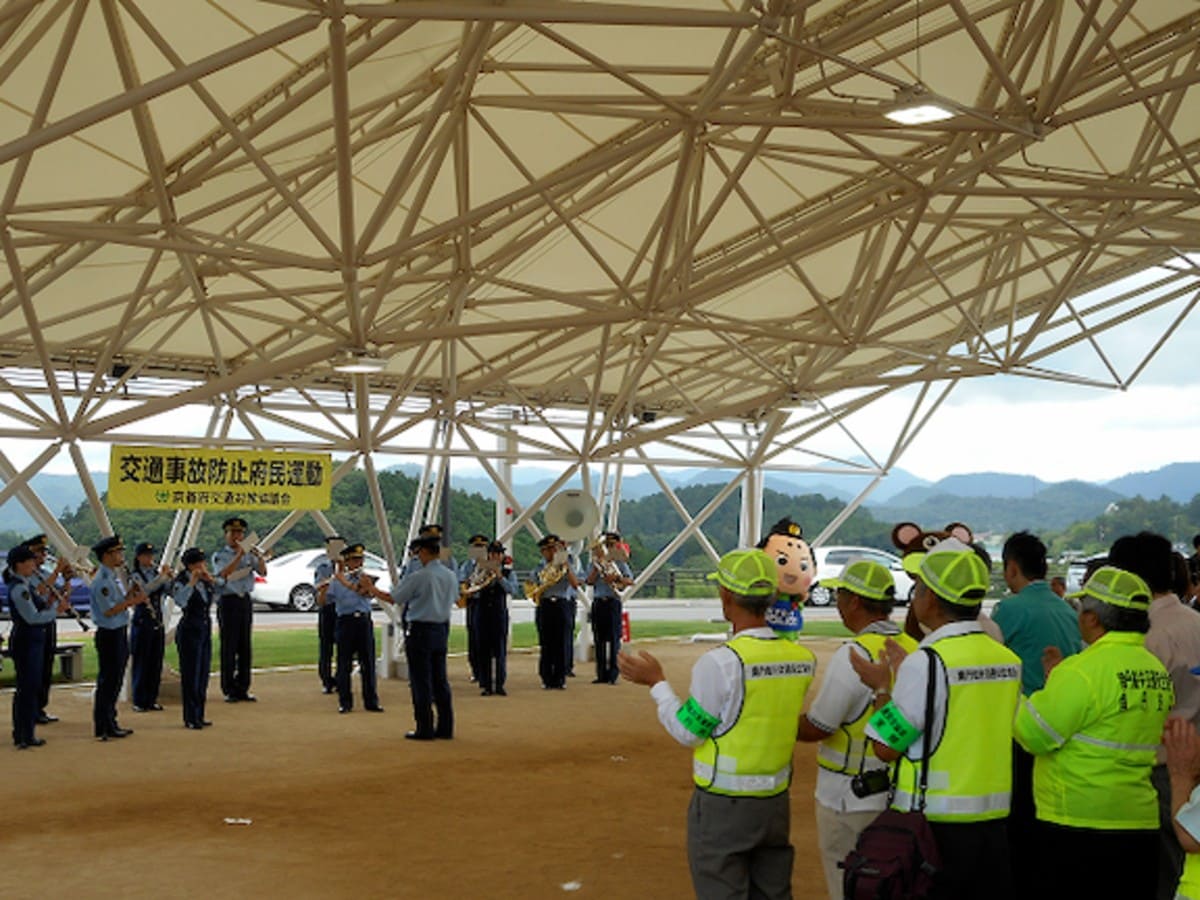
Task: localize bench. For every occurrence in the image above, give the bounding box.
[0,641,85,681]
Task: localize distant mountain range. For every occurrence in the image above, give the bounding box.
[3,461,1199,538]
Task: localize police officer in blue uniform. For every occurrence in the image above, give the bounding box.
[400,524,457,578]
[475,540,518,696]
[458,534,491,683]
[319,542,392,714]
[533,534,581,690]
[211,516,266,703]
[585,531,634,684]
[173,547,217,730]
[314,535,343,694]
[6,544,68,748]
[90,536,147,741]
[378,534,458,740]
[23,534,69,724]
[129,542,170,712]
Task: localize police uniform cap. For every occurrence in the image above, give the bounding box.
[417,524,443,538]
[409,534,440,553]
[181,547,207,567]
[7,545,36,568]
[92,535,123,559]
[343,542,366,559]
[487,540,505,555]
[538,534,561,549]
[134,542,155,557]
[222,516,248,531]
[323,534,344,544]
[467,533,490,545]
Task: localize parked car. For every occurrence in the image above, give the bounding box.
[1065,553,1108,594]
[807,545,915,607]
[253,548,394,612]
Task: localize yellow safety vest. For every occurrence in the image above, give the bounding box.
[693,633,815,797]
[1013,630,1172,830]
[1178,854,1200,900]
[817,629,918,775]
[891,632,1021,822]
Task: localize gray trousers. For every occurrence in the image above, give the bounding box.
[687,788,793,900]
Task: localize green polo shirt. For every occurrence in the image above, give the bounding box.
[993,580,1083,695]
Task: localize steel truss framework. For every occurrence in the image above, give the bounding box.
[0,1,1199,619]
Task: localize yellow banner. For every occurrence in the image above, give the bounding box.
[108,446,333,511]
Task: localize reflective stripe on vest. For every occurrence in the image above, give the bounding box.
[817,630,918,775]
[692,633,815,798]
[891,634,1021,823]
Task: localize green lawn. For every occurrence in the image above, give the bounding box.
[1,618,851,687]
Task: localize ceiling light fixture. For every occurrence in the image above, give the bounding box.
[884,85,956,125]
[333,348,387,374]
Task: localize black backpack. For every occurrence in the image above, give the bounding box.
[842,649,943,900]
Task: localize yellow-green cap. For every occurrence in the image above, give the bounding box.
[823,559,896,602]
[706,549,778,598]
[904,538,989,606]
[1066,566,1150,610]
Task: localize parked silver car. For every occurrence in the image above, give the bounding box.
[253,548,393,611]
[807,545,915,607]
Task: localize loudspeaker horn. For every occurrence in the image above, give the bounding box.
[543,490,600,542]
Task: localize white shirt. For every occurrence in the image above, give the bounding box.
[648,626,777,748]
[1145,593,1200,762]
[806,620,903,813]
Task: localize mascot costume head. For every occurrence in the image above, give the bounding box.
[891,521,976,640]
[756,517,815,635]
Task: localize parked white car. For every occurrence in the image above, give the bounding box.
[253,548,394,612]
[807,545,915,607]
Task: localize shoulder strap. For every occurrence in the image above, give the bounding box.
[917,647,940,811]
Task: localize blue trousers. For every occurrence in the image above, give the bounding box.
[10,624,46,746]
[405,621,452,737]
[591,596,622,683]
[130,610,165,708]
[93,626,129,737]
[335,614,379,710]
[176,618,211,728]
[318,603,337,690]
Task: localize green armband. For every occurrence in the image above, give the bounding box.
[676,697,720,739]
[868,701,920,752]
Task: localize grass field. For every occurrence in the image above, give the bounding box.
[0,618,853,687]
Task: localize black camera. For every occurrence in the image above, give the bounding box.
[849,768,890,798]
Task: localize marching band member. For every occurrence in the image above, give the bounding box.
[23,534,68,725]
[211,516,266,704]
[6,544,69,748]
[90,536,147,741]
[585,530,634,685]
[475,540,518,696]
[319,542,391,714]
[173,547,217,730]
[532,534,581,690]
[314,535,343,695]
[458,534,491,683]
[129,542,170,713]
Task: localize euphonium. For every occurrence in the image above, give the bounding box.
[589,538,622,584]
[522,562,567,606]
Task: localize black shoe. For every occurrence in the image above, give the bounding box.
[241,694,257,702]
[110,727,133,738]
[201,720,213,727]
[15,738,45,749]
[95,734,111,742]
[434,732,453,740]
[480,689,493,696]
[151,703,164,711]
[132,706,149,713]
[185,722,203,730]
[36,713,58,724]
[322,685,335,694]
[364,705,384,713]
[405,731,435,741]
[224,695,239,703]
[591,678,605,684]
[567,671,576,677]
[495,687,507,696]
[338,706,351,714]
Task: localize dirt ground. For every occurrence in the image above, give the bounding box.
[3,635,842,899]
